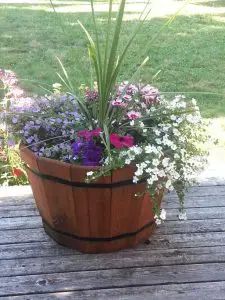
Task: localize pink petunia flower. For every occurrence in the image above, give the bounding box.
[110,133,134,149]
[111,98,127,107]
[123,94,132,101]
[127,111,142,120]
[140,85,159,105]
[91,128,102,137]
[78,130,92,140]
[78,128,102,140]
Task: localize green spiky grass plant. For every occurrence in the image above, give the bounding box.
[52,0,152,129]
[49,0,191,160]
[51,0,190,132]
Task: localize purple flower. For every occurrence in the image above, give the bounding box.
[82,140,102,166]
[7,139,15,147]
[71,139,102,166]
[72,140,84,156]
[12,116,18,124]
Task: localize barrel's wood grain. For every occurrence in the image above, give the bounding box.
[20,148,160,253]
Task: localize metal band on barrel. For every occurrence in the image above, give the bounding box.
[25,164,146,189]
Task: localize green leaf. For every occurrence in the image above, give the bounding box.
[56,56,74,92]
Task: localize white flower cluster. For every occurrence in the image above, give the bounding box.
[118,96,208,218]
[154,209,167,225]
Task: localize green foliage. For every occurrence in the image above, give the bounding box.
[0,87,28,186]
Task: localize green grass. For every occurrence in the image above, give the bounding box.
[0,0,225,117]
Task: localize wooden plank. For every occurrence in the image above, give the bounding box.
[2,231,225,259]
[0,216,41,230]
[0,196,33,207]
[3,281,225,300]
[2,245,225,278]
[0,205,38,218]
[1,215,225,235]
[1,262,225,296]
[157,218,225,235]
[2,204,225,222]
[0,241,75,260]
[163,195,225,208]
[0,228,49,245]
[171,185,225,197]
[166,206,225,220]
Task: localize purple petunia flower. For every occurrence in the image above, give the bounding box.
[82,140,102,166]
[72,140,84,156]
[71,139,102,166]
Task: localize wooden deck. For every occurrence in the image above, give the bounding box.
[1,184,225,299]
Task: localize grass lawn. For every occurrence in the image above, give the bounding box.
[0,0,225,117]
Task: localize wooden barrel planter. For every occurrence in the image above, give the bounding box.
[20,145,163,253]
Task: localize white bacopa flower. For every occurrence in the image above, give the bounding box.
[154,129,161,136]
[152,174,158,182]
[145,145,152,153]
[173,128,180,136]
[180,136,185,143]
[171,144,177,151]
[158,170,165,177]
[87,171,94,176]
[139,122,145,128]
[154,216,162,225]
[162,157,170,167]
[146,167,152,173]
[128,155,135,161]
[176,117,183,124]
[165,179,172,189]
[178,211,187,220]
[140,162,147,168]
[133,176,138,183]
[191,98,197,106]
[132,146,142,155]
[147,178,154,185]
[135,168,143,176]
[130,120,135,126]
[170,115,177,121]
[160,209,167,220]
[152,159,160,166]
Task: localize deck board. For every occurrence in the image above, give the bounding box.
[0,184,225,299]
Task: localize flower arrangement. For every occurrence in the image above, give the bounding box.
[3,0,209,221]
[6,82,208,219]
